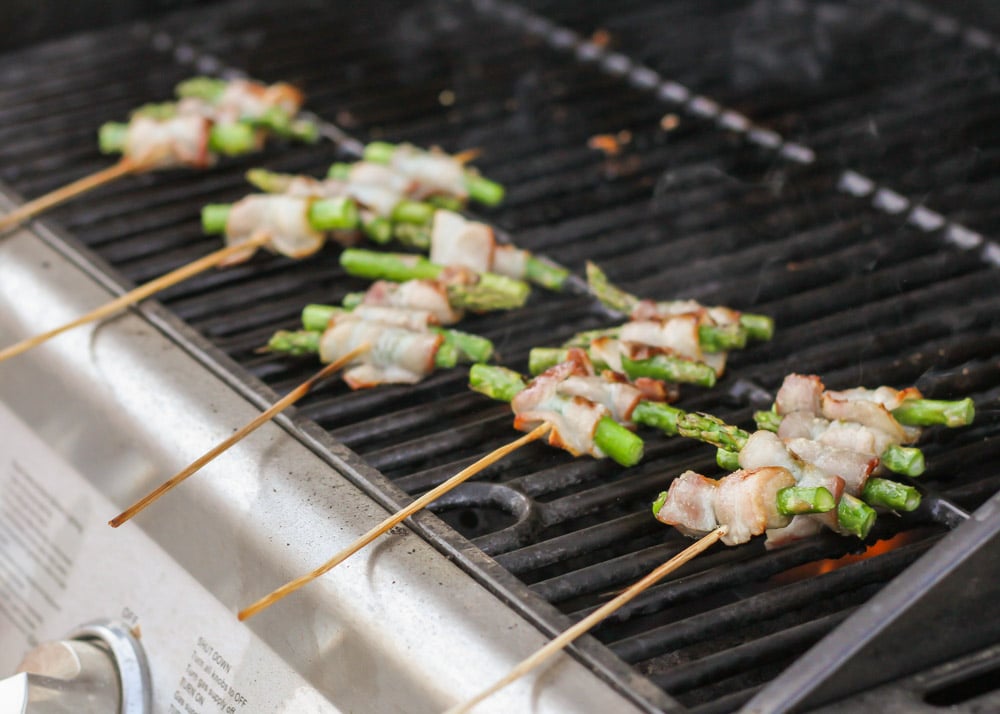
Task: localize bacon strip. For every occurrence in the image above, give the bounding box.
[125,115,212,170]
[222,195,324,266]
[656,467,795,546]
[319,315,441,389]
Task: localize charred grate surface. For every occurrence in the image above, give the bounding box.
[516,0,1000,245]
[1,1,999,712]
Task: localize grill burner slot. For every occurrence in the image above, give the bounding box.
[1,1,998,711]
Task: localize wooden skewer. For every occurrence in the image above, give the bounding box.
[0,232,271,364]
[443,526,728,714]
[108,342,370,528]
[238,422,553,621]
[0,159,138,235]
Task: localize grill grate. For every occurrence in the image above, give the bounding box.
[1,1,999,711]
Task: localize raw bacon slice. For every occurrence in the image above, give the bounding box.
[655,471,719,538]
[349,306,436,332]
[388,144,468,200]
[319,315,442,389]
[430,210,495,273]
[222,195,324,266]
[778,413,901,459]
[360,280,463,325]
[656,467,795,545]
[124,115,212,169]
[511,357,609,458]
[774,373,824,417]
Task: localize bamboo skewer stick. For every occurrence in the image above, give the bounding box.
[238,422,553,621]
[0,232,271,364]
[108,342,370,528]
[0,158,138,235]
[443,526,728,714]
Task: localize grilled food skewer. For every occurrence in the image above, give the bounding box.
[108,342,370,527]
[0,232,271,364]
[471,364,833,517]
[1,76,318,235]
[443,526,728,714]
[237,422,553,621]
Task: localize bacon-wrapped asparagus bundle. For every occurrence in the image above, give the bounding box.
[0,76,319,236]
[470,359,827,517]
[248,164,569,291]
[98,76,318,168]
[528,265,775,387]
[655,374,975,547]
[267,313,490,390]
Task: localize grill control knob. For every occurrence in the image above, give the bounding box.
[0,620,151,714]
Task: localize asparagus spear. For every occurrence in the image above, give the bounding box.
[468,365,644,467]
[360,141,506,206]
[300,304,494,364]
[585,262,775,341]
[528,347,717,388]
[267,328,464,369]
[200,197,360,234]
[339,250,530,312]
[837,494,877,539]
[861,478,921,512]
[892,398,975,428]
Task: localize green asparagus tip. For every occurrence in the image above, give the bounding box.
[391,200,436,226]
[434,341,460,369]
[739,314,775,341]
[175,76,227,102]
[528,347,568,376]
[862,478,922,512]
[630,401,684,436]
[465,174,505,206]
[327,162,352,180]
[468,364,525,403]
[362,217,393,244]
[98,122,128,154]
[754,409,782,433]
[131,102,178,120]
[266,330,321,356]
[585,261,639,314]
[716,448,741,471]
[699,323,748,352]
[892,397,976,428]
[309,197,360,231]
[524,256,570,292]
[363,141,397,164]
[208,122,257,156]
[428,194,465,211]
[837,494,877,539]
[302,304,338,332]
[621,353,717,389]
[340,292,365,310]
[880,444,925,478]
[432,327,494,364]
[595,417,644,467]
[201,204,231,235]
[392,223,431,250]
[652,491,668,517]
[776,486,836,516]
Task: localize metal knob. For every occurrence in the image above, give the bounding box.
[0,620,151,714]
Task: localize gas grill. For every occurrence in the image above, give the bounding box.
[1,1,999,712]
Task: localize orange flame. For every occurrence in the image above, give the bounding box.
[771,530,919,585]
